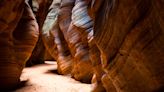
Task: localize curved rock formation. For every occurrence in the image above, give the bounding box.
[42,0,73,74]
[0,1,39,90]
[89,40,106,92]
[93,0,164,91]
[43,0,94,82]
[60,0,93,82]
[26,0,53,66]
[0,0,162,91]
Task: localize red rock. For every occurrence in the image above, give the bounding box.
[0,1,39,90]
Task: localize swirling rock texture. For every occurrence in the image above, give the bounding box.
[42,0,73,75]
[89,39,107,92]
[93,0,164,92]
[42,0,94,80]
[43,0,94,82]
[0,0,39,90]
[26,0,53,66]
[1,0,164,91]
[65,0,94,83]
[42,0,94,82]
[57,0,76,76]
[87,1,107,92]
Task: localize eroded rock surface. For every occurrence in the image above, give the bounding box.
[0,0,164,92]
[93,0,164,91]
[0,1,39,90]
[42,0,93,82]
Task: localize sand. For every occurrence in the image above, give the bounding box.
[13,61,92,92]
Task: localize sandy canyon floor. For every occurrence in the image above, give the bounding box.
[13,61,92,92]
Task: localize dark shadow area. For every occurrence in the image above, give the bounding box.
[25,63,56,69]
[3,80,29,92]
[153,86,164,92]
[14,80,29,90]
[44,69,61,75]
[25,60,45,67]
[45,69,91,84]
[71,76,91,84]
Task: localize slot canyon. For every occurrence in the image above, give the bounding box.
[0,0,164,92]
